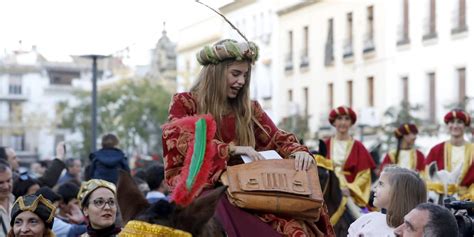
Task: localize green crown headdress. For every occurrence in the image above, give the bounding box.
[195,1,259,65]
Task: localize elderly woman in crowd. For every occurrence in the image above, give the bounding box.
[8,194,56,237]
[78,179,121,237]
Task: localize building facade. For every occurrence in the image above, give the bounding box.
[176,16,223,92]
[276,0,473,139]
[176,0,280,120]
[0,48,88,164]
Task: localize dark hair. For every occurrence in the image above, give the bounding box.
[82,194,91,208]
[0,147,7,160]
[39,161,48,168]
[394,137,402,164]
[64,158,79,171]
[13,173,40,198]
[35,187,62,203]
[102,134,119,148]
[145,165,165,191]
[416,203,459,237]
[133,169,147,181]
[57,182,80,204]
[0,160,11,172]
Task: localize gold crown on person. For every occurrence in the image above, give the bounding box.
[77,179,117,208]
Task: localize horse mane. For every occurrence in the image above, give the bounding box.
[117,170,227,236]
[314,140,357,237]
[117,170,151,223]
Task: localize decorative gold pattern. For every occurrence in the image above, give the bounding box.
[119,220,192,237]
[13,195,56,224]
[78,179,117,208]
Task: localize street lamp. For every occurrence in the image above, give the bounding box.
[80,54,110,153]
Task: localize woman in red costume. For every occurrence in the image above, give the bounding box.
[324,106,376,210]
[162,39,334,237]
[425,109,474,200]
[380,123,425,174]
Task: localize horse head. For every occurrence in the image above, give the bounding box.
[427,162,462,205]
[117,170,226,237]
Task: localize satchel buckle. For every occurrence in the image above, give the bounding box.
[292,180,306,192]
[248,178,258,185]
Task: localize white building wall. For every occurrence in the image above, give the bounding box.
[176,0,281,121]
[176,16,222,93]
[388,0,474,122]
[277,0,474,137]
[0,53,90,161]
[221,0,279,121]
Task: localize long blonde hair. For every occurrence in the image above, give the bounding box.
[190,59,256,146]
[382,166,427,227]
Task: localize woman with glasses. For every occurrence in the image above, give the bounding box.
[77,179,121,237]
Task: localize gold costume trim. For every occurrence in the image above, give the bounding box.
[346,169,372,206]
[458,184,474,200]
[119,220,192,237]
[314,154,334,171]
[330,138,371,206]
[78,179,117,208]
[426,182,458,195]
[330,196,348,225]
[14,195,56,223]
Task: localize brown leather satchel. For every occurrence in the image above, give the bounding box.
[220,159,324,221]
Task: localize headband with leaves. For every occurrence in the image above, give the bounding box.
[195,1,259,65]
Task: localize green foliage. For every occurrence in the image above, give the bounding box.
[61,78,172,159]
[380,101,424,153]
[277,114,310,141]
[383,101,423,128]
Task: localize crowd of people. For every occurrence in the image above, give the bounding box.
[0,38,471,237]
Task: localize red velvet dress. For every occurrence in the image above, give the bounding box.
[163,92,335,237]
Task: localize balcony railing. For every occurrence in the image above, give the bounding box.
[343,39,353,58]
[363,33,375,53]
[324,42,334,66]
[0,91,28,101]
[422,18,437,40]
[300,49,309,68]
[284,52,293,71]
[451,9,468,34]
[396,24,410,46]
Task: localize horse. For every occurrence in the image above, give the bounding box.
[312,140,357,237]
[116,170,226,237]
[426,162,463,205]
